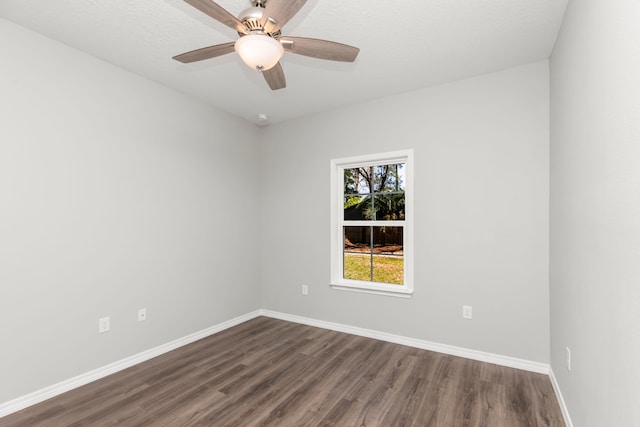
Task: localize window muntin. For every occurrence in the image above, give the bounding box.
[331,151,413,297]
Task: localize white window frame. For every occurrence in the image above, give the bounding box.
[330,149,414,298]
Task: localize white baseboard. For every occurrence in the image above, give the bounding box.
[549,367,574,427]
[260,309,550,375]
[0,310,262,418]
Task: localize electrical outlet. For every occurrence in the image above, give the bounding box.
[462,305,473,319]
[566,347,571,371]
[98,316,110,333]
[138,308,147,322]
[302,284,308,295]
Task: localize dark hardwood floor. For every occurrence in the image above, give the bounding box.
[0,317,564,426]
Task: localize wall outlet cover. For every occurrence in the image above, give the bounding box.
[98,317,110,333]
[462,305,473,319]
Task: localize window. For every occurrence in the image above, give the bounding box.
[330,150,413,297]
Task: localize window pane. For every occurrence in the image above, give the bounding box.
[344,226,371,253]
[372,226,404,284]
[344,195,373,220]
[373,163,405,192]
[344,167,371,195]
[372,226,403,255]
[344,226,371,281]
[344,253,372,281]
[372,255,404,285]
[373,193,405,220]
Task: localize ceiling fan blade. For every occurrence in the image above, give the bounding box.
[183,0,247,34]
[280,37,360,62]
[262,62,286,90]
[173,42,236,63]
[261,0,308,34]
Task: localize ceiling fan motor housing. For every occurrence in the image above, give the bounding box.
[238,7,263,31]
[238,5,280,38]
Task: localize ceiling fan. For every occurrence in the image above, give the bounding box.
[173,0,360,90]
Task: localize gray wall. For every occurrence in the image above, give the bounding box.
[550,0,640,425]
[0,19,261,403]
[259,62,551,363]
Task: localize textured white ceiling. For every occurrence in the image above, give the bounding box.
[0,0,567,125]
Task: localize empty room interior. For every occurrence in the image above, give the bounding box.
[1,0,638,426]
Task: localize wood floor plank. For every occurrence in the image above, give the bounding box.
[0,317,565,426]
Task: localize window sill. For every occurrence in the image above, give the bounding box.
[330,282,413,299]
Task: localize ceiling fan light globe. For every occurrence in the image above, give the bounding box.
[235,35,284,71]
